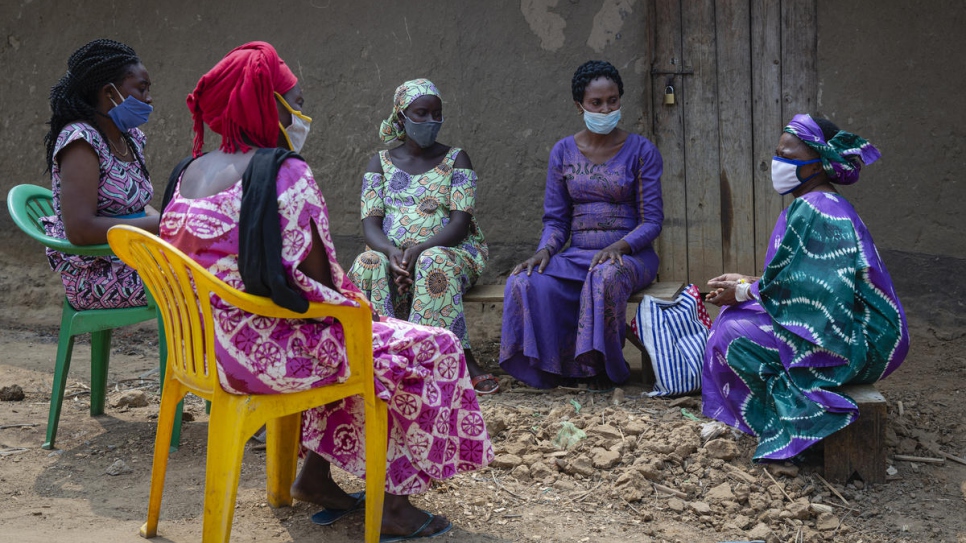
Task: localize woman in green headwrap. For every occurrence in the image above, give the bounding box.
[348,79,497,394]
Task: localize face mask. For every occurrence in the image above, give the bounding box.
[582,107,621,135]
[771,156,821,195]
[401,112,443,148]
[276,92,312,152]
[108,83,153,131]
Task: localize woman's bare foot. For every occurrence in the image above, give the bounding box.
[381,494,451,539]
[291,451,358,510]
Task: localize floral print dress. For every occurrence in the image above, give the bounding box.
[349,147,487,350]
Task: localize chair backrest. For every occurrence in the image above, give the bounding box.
[7,184,114,257]
[106,225,373,397]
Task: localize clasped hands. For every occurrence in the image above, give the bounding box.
[705,273,759,306]
[388,245,427,295]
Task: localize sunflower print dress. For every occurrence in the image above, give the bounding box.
[349,147,487,350]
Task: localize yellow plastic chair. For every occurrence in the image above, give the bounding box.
[107,225,388,543]
[5,184,178,450]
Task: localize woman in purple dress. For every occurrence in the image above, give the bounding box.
[499,61,664,389]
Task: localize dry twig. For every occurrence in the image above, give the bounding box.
[815,473,850,506]
[491,472,525,501]
[0,423,38,430]
[762,467,792,502]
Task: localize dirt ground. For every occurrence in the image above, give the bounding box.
[1,296,964,542]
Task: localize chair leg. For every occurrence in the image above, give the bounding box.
[140,377,187,539]
[202,401,249,543]
[363,401,389,543]
[265,413,301,508]
[155,317,183,453]
[89,329,112,416]
[43,303,77,450]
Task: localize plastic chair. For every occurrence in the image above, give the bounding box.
[5,184,177,450]
[107,225,388,543]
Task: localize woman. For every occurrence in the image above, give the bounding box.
[702,114,909,461]
[348,80,496,394]
[42,39,158,310]
[159,42,491,540]
[499,60,664,389]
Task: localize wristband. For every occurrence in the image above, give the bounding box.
[735,282,752,302]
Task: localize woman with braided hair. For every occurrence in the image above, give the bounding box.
[499,60,665,390]
[702,114,909,461]
[42,38,157,309]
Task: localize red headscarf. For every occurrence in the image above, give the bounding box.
[187,41,298,157]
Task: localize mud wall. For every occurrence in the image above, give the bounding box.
[0,1,961,325]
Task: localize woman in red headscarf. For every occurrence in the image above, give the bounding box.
[159,42,492,540]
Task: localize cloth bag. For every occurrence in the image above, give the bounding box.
[630,284,712,397]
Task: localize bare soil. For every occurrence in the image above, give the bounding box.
[1,305,964,543]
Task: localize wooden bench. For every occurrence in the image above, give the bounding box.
[823,384,887,484]
[463,281,685,386]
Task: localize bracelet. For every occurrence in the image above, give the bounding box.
[735,282,752,302]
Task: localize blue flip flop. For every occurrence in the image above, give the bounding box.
[310,491,365,526]
[379,510,453,542]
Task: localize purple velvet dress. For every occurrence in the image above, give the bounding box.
[499,134,664,388]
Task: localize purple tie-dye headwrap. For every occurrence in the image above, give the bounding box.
[783,114,881,185]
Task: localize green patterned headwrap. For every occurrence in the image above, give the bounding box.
[379,79,441,143]
[783,114,881,185]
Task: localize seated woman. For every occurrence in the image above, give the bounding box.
[702,114,909,461]
[42,38,159,309]
[348,79,496,394]
[160,42,492,540]
[499,60,664,389]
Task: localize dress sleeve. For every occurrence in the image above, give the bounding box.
[450,168,477,215]
[622,139,664,253]
[276,159,361,306]
[537,141,572,255]
[53,122,103,164]
[360,171,385,219]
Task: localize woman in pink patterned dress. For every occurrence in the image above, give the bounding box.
[42,39,159,309]
[159,42,491,540]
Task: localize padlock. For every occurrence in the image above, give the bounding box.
[664,85,675,105]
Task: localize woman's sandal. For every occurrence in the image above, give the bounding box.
[379,511,453,542]
[471,373,500,395]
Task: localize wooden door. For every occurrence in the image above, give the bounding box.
[647,0,817,285]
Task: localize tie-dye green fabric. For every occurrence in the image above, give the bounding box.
[702,191,908,460]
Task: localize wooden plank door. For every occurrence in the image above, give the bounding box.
[650,0,817,285]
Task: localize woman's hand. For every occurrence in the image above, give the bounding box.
[386,246,412,294]
[705,273,758,307]
[393,245,427,294]
[511,248,551,276]
[589,240,631,269]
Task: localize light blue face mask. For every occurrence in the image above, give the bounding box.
[582,107,621,135]
[108,83,153,131]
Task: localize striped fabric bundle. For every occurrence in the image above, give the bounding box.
[632,284,712,397]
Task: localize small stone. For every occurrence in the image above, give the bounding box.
[588,424,623,440]
[611,388,625,405]
[666,497,686,512]
[705,482,735,501]
[105,459,132,476]
[510,464,531,481]
[0,385,25,402]
[113,390,148,408]
[570,455,596,477]
[815,512,840,531]
[491,454,522,469]
[704,438,739,460]
[591,447,621,469]
[765,462,799,478]
[747,522,774,541]
[733,513,753,529]
[530,462,553,480]
[691,501,712,514]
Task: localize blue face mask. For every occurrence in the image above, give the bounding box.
[401,112,443,148]
[582,107,621,135]
[108,83,153,131]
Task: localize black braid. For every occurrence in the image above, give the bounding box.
[813,117,841,142]
[571,60,624,103]
[44,39,141,174]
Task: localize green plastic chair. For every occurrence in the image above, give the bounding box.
[6,184,180,450]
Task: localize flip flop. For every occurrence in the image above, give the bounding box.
[471,373,500,395]
[379,511,453,542]
[310,491,365,526]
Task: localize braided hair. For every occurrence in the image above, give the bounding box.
[571,60,624,103]
[44,39,147,177]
